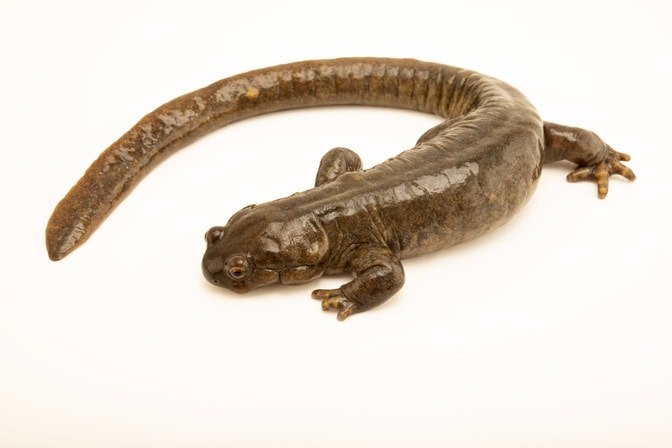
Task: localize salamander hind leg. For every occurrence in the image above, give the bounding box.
[543,122,636,198]
[311,245,404,321]
[314,147,363,187]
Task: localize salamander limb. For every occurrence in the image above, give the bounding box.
[314,147,363,187]
[543,122,636,198]
[312,245,404,320]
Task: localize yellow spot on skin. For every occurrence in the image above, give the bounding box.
[245,87,260,99]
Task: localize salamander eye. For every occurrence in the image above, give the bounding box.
[226,255,250,280]
[205,227,225,245]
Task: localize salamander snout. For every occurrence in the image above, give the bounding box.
[201,255,224,285]
[202,252,253,292]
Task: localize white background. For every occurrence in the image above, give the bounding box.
[2,1,671,446]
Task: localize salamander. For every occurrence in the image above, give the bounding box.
[46,58,635,320]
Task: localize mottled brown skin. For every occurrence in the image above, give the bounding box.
[46,58,635,320]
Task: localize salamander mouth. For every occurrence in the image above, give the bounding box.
[201,256,279,293]
[202,268,252,293]
[201,257,241,290]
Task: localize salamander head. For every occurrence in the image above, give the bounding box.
[201,204,329,293]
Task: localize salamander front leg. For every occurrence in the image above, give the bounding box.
[314,147,363,187]
[311,245,404,320]
[543,122,636,198]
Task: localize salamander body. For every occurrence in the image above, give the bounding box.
[46,58,635,319]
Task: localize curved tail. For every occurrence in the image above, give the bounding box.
[45,58,524,260]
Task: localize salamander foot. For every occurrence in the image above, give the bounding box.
[566,147,636,198]
[312,289,356,321]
